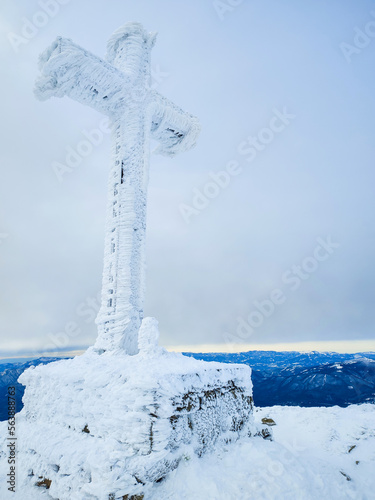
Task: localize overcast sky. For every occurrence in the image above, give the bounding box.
[0,0,374,356]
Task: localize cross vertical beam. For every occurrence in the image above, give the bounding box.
[95,25,155,354]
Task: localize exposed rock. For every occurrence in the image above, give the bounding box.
[261,417,276,426]
[260,427,272,440]
[36,477,52,489]
[340,470,351,481]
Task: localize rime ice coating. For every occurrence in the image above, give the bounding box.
[34,22,200,354]
[16,333,254,499]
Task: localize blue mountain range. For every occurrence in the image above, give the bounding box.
[0,351,374,421]
[185,351,375,407]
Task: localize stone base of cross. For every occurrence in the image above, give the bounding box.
[17,323,256,498]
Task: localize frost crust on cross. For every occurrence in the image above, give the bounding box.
[35,22,200,355]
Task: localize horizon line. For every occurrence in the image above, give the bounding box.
[0,339,375,360]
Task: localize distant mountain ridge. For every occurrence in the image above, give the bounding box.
[0,351,374,420]
[185,351,375,407]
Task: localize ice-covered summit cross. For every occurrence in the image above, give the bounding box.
[35,22,200,355]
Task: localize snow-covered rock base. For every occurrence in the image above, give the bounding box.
[1,403,374,499]
[9,321,254,499]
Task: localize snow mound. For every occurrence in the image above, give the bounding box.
[1,404,374,499]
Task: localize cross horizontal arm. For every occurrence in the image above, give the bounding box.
[34,37,129,116]
[150,90,200,156]
[35,36,200,156]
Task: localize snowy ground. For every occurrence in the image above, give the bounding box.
[1,404,374,499]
